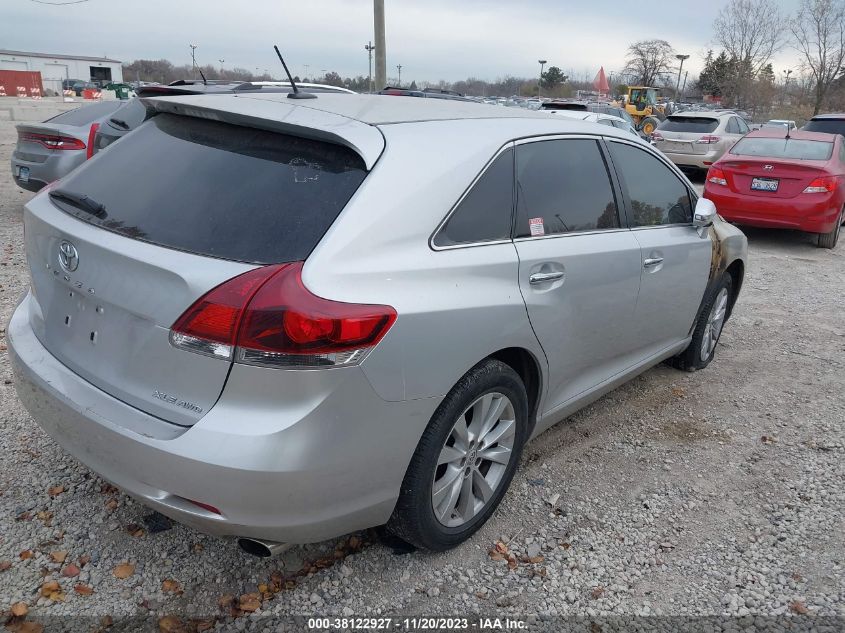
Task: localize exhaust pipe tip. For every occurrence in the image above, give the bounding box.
[237,537,291,558]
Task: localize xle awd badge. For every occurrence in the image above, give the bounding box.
[58,240,79,272]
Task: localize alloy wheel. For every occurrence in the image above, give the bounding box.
[701,287,729,361]
[431,392,516,527]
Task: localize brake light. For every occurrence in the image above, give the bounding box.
[170,263,397,369]
[651,131,664,141]
[802,176,838,193]
[18,131,86,151]
[697,135,721,144]
[85,122,99,159]
[707,167,727,186]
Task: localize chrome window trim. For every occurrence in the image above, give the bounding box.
[513,227,631,243]
[605,137,698,230]
[429,142,515,252]
[511,134,627,241]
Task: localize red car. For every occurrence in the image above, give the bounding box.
[703,128,845,248]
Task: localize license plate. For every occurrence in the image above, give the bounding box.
[751,177,778,192]
[17,166,29,182]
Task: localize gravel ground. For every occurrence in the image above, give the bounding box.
[0,118,843,631]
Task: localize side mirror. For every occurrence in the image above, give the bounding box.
[693,197,717,228]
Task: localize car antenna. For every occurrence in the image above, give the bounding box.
[274,45,316,99]
[198,67,207,86]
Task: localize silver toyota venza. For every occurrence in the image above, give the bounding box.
[8,94,747,554]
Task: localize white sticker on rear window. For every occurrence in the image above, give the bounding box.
[529,217,545,236]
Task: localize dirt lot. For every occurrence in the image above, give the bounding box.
[0,118,842,630]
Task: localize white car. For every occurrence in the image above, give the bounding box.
[542,109,640,138]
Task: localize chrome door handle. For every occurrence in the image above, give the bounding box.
[529,271,565,284]
[643,257,664,268]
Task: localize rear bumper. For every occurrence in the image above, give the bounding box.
[660,148,722,170]
[705,187,843,234]
[10,150,84,192]
[8,292,440,543]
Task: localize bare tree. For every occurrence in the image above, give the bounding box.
[624,40,675,86]
[714,0,786,76]
[791,0,845,115]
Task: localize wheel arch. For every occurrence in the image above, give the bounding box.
[724,258,745,319]
[488,347,543,433]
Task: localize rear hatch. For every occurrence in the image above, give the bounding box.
[654,116,720,155]
[24,112,370,426]
[719,136,836,199]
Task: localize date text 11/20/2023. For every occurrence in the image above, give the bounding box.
[306,617,528,631]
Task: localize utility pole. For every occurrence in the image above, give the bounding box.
[365,41,375,93]
[304,64,310,81]
[681,70,688,101]
[189,43,198,73]
[675,54,689,101]
[396,64,402,88]
[538,59,547,98]
[374,0,386,91]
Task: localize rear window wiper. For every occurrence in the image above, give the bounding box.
[109,117,130,130]
[49,190,107,218]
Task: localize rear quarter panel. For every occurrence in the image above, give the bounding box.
[302,120,547,404]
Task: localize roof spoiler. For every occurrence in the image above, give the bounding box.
[140,96,385,169]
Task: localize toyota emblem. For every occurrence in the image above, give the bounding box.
[58,240,79,272]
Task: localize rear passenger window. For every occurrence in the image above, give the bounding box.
[515,139,619,237]
[433,149,514,247]
[726,117,742,134]
[736,117,750,134]
[608,142,692,226]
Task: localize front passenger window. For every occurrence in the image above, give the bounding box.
[608,142,692,227]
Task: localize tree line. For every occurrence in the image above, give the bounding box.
[123,0,845,116]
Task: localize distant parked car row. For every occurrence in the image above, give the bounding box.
[11,80,354,192]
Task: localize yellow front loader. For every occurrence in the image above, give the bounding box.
[624,86,666,136]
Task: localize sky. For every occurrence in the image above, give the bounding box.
[1,0,805,83]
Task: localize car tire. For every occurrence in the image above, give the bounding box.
[671,274,734,372]
[386,359,529,551]
[817,207,843,249]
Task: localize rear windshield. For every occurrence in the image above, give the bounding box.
[802,119,845,136]
[45,101,122,127]
[51,114,367,264]
[730,137,833,160]
[105,99,148,131]
[658,116,719,133]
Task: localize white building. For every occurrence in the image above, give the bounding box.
[0,49,123,93]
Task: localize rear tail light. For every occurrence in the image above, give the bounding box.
[651,131,664,141]
[18,131,86,151]
[170,263,397,369]
[696,135,721,144]
[707,167,727,186]
[802,176,838,194]
[85,123,100,159]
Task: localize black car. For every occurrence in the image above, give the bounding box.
[802,113,845,136]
